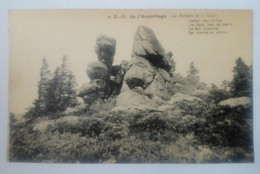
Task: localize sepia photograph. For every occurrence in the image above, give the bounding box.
[8,9,253,163]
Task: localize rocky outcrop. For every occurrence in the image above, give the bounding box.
[78,35,128,104]
[78,26,174,109]
[115,26,174,111]
[218,97,251,108]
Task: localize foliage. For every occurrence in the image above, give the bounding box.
[199,104,253,149]
[35,58,52,114]
[230,57,252,97]
[9,102,254,163]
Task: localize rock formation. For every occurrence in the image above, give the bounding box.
[78,26,174,109]
[78,35,128,104]
[114,26,174,111]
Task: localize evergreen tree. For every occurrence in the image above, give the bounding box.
[188,62,199,77]
[59,56,78,110]
[45,56,78,113]
[46,67,62,113]
[230,57,252,97]
[186,61,199,84]
[35,58,52,114]
[26,56,78,117]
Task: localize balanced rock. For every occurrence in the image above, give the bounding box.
[132,26,172,72]
[95,35,116,69]
[78,35,118,104]
[86,61,109,80]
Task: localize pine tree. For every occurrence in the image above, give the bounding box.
[59,56,78,110]
[230,57,252,97]
[46,67,62,113]
[35,58,52,114]
[188,62,199,77]
[65,73,78,107]
[45,56,78,113]
[186,61,199,84]
[26,56,78,116]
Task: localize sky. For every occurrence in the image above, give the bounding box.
[9,9,252,114]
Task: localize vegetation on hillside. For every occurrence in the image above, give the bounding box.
[9,57,253,163]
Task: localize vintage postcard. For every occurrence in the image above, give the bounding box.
[9,9,253,163]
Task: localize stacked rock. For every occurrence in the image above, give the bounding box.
[78,35,116,104]
[114,26,174,111]
[78,35,128,105]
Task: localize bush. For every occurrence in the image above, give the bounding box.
[198,104,253,150]
[9,99,253,163]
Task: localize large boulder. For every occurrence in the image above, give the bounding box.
[86,61,109,80]
[77,80,107,104]
[124,57,155,90]
[95,35,116,69]
[144,68,170,99]
[113,91,156,112]
[77,79,106,97]
[122,56,170,99]
[132,26,171,72]
[218,97,251,108]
